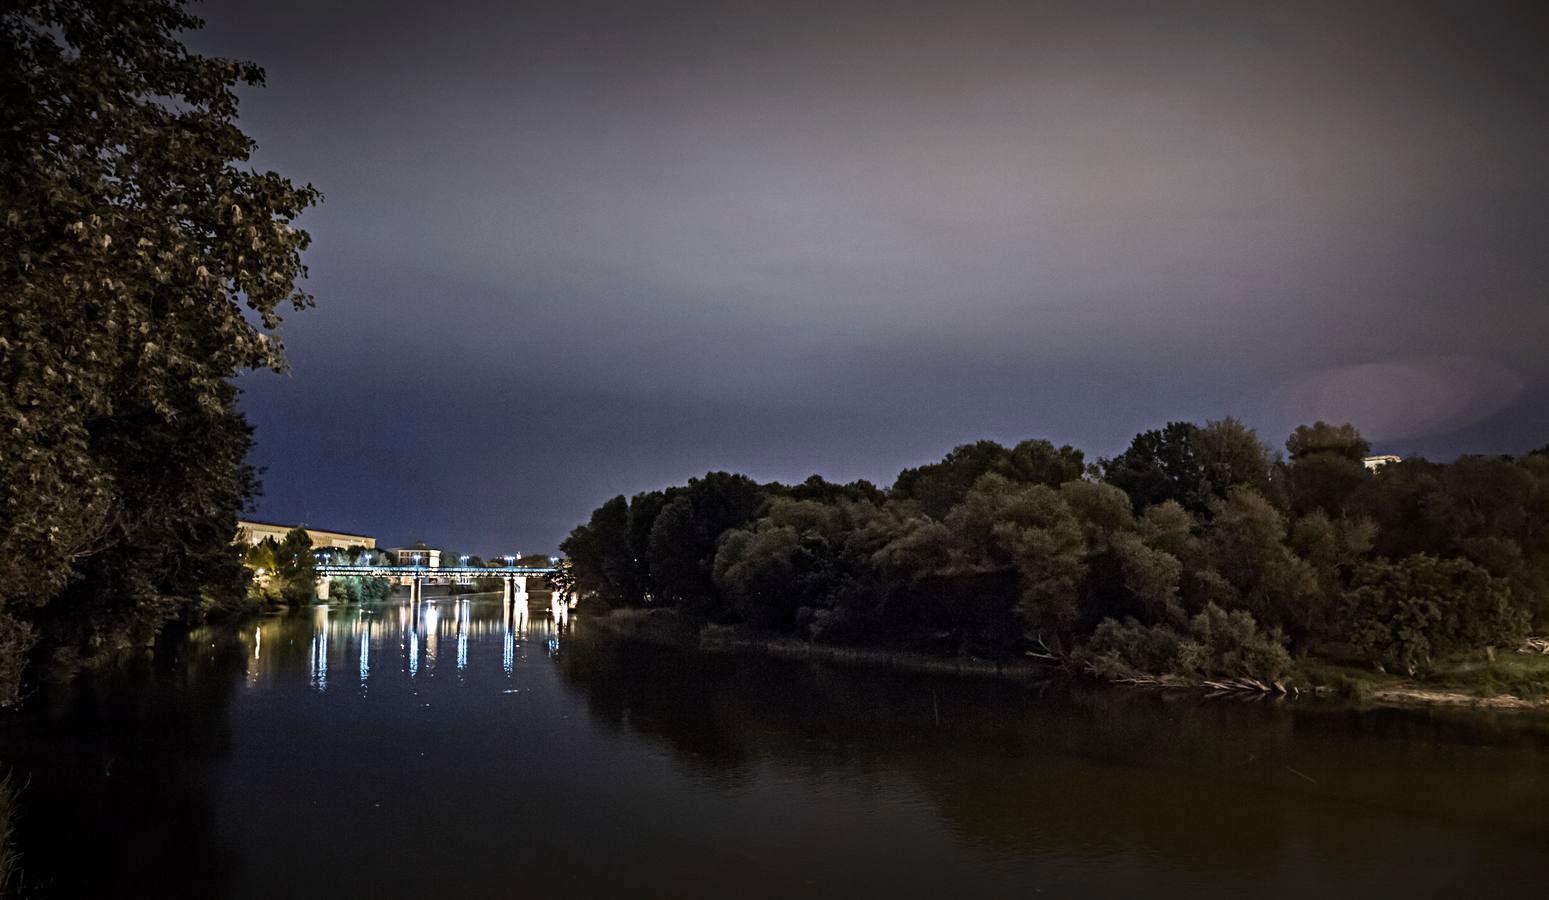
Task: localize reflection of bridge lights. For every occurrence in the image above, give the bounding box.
[424,604,439,669]
[310,629,328,692]
[360,621,371,686]
[456,600,469,672]
[408,628,419,677]
[308,605,330,691]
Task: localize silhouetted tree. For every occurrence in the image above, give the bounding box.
[1102,422,1207,513]
[1285,421,1371,461]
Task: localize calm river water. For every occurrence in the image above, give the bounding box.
[2,596,1547,898]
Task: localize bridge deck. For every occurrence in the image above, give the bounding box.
[315,565,558,576]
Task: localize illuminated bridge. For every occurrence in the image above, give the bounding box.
[314,564,565,606]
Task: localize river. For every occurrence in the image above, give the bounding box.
[1,596,1545,898]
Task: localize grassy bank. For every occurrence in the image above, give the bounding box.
[585,610,1549,709]
[1302,650,1549,709]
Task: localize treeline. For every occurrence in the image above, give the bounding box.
[561,420,1549,684]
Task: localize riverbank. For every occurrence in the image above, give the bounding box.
[585,609,1549,710]
[1302,653,1549,710]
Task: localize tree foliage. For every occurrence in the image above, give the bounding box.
[1101,422,1206,513]
[1,0,317,701]
[564,419,1549,683]
[1343,555,1527,674]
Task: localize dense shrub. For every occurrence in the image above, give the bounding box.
[1078,604,1292,684]
[1344,555,1529,674]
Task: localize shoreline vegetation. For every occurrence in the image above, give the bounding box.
[586,608,1549,711]
[561,420,1549,713]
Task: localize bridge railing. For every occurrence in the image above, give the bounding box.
[314,565,559,576]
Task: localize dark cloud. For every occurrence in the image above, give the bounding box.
[197,0,1549,552]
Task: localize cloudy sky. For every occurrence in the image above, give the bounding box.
[194,0,1549,553]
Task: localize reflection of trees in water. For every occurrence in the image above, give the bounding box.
[558,634,1549,886]
[0,624,249,897]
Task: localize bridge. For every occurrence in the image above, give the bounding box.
[314,564,566,606]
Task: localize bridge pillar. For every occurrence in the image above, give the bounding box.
[513,575,530,606]
[316,576,331,601]
[502,577,512,604]
[411,576,422,605]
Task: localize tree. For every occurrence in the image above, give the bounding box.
[560,496,636,606]
[1101,422,1207,513]
[647,496,708,610]
[1194,418,1276,503]
[945,474,1088,652]
[1285,421,1370,462]
[274,528,317,606]
[1283,422,1371,517]
[0,0,317,701]
[1287,452,1368,517]
[893,441,1012,519]
[1204,487,1321,639]
[779,474,886,506]
[644,473,765,616]
[713,525,803,629]
[893,439,1085,519]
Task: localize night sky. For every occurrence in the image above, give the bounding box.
[193,0,1549,555]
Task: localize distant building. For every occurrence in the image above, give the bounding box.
[389,542,442,568]
[1363,455,1402,471]
[237,519,376,550]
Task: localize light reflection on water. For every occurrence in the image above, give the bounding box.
[243,593,559,694]
[6,595,1549,899]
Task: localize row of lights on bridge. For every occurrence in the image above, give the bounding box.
[314,552,561,566]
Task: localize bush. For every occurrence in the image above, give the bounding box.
[1343,554,1529,674]
[1079,603,1292,684]
[1080,617,1183,680]
[1178,603,1294,683]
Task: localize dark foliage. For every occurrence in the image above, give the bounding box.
[565,421,1549,683]
[0,0,317,701]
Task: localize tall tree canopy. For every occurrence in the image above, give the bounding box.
[0,0,317,702]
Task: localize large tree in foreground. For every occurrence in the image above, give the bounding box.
[0,0,317,702]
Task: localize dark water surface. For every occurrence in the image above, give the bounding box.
[2,597,1546,898]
